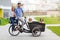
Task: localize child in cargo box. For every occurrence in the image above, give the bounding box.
[40,18,44,23]
[28,18,33,23]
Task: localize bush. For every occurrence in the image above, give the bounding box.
[0,18,9,25]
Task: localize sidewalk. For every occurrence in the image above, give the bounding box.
[46,24,60,26]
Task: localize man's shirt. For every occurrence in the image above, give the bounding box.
[15,7,23,18]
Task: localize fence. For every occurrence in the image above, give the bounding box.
[24,10,60,17]
[24,11,47,16]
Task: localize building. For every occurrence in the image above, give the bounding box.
[11,0,60,16]
[0,0,11,18]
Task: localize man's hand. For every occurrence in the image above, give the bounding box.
[15,17,18,19]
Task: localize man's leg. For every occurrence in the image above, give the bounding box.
[18,18,25,32]
[19,18,24,27]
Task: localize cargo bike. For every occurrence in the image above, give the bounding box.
[8,17,45,37]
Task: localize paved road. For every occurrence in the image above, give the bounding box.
[0,17,60,40]
[0,24,60,40]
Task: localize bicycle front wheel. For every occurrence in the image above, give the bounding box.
[8,25,20,36]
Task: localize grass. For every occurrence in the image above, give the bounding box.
[0,18,9,26]
[47,26,60,36]
[35,17,60,24]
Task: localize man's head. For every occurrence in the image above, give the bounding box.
[17,3,21,8]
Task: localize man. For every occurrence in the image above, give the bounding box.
[15,3,24,19]
[14,3,24,32]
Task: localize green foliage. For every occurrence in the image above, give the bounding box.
[35,17,60,24]
[0,18,9,26]
[47,26,60,36]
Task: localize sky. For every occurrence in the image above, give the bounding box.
[11,0,60,11]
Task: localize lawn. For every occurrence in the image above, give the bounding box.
[35,17,60,24]
[0,18,9,26]
[47,26,60,36]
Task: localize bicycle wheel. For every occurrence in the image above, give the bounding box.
[8,25,20,36]
[32,27,41,37]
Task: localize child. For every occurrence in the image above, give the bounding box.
[40,18,44,23]
[28,18,32,23]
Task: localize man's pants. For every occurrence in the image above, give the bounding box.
[18,17,25,29]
